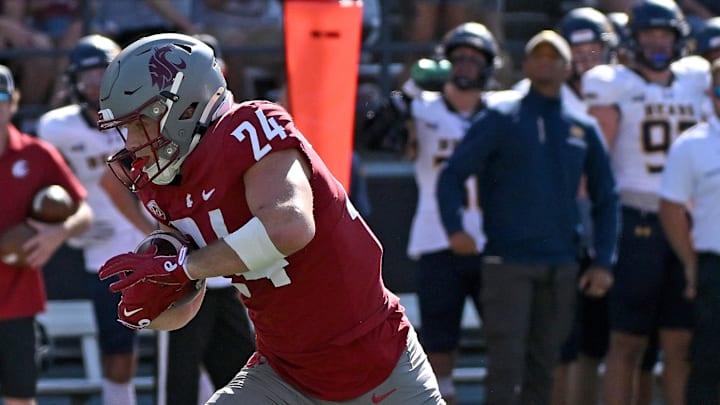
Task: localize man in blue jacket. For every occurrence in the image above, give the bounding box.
[437,30,619,405]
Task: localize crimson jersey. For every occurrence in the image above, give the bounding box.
[138,101,410,401]
[0,125,87,320]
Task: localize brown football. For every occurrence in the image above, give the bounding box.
[0,222,37,268]
[30,185,77,223]
[134,231,192,256]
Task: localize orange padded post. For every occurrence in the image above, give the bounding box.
[284,0,363,189]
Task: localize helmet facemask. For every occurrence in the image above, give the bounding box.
[447,51,493,90]
[634,29,680,71]
[439,23,500,91]
[101,97,179,191]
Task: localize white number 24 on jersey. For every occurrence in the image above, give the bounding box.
[230,110,287,161]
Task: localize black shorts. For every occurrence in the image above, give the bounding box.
[641,331,660,372]
[560,252,610,362]
[0,317,38,398]
[609,207,693,335]
[560,292,610,362]
[415,250,482,352]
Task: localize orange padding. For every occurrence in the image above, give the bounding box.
[284,0,363,190]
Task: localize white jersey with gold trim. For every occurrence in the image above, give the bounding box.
[407,91,486,258]
[582,60,709,195]
[37,104,145,271]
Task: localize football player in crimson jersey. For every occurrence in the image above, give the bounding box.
[96,33,444,404]
[582,0,709,404]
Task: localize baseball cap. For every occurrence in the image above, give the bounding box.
[525,30,573,64]
[0,65,15,102]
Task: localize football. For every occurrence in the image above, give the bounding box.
[132,231,203,307]
[0,222,37,267]
[30,185,76,223]
[134,230,192,256]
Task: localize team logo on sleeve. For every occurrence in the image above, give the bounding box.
[145,200,166,221]
[11,159,28,178]
[566,125,588,149]
[570,125,585,138]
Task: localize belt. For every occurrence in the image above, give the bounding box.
[619,189,659,213]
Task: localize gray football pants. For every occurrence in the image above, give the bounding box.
[205,327,445,404]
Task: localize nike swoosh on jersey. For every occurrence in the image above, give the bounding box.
[202,188,216,201]
[123,307,143,317]
[371,388,397,403]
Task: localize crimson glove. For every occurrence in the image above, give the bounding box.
[98,245,193,292]
[115,277,202,330]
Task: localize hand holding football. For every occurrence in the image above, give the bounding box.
[132,230,202,307]
[0,185,76,268]
[0,222,36,267]
[100,230,204,330]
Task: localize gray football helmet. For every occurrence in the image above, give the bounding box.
[99,33,229,190]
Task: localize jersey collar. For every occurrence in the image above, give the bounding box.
[442,93,485,119]
[6,125,24,152]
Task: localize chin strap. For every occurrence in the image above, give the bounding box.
[150,133,201,185]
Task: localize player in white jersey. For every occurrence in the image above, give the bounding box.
[36,35,155,405]
[407,92,487,259]
[585,61,708,196]
[405,22,499,405]
[582,1,709,404]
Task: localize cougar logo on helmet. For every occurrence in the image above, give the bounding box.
[149,45,187,90]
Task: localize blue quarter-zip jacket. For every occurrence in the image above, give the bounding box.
[437,88,619,268]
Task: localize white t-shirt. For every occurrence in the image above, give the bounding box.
[660,116,720,254]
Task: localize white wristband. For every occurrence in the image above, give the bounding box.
[223,217,286,273]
